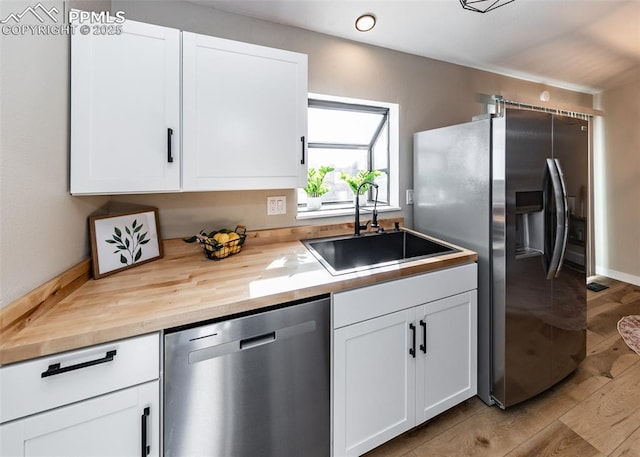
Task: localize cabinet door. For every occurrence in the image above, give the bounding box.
[333,308,416,457]
[182,32,308,191]
[0,381,159,457]
[71,19,180,194]
[416,291,478,424]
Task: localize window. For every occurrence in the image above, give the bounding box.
[298,94,399,217]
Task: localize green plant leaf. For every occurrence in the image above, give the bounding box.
[125,238,130,248]
[112,235,122,243]
[134,248,142,262]
[125,226,131,236]
[139,232,148,241]
[114,227,122,237]
[132,219,137,229]
[134,224,143,233]
[120,254,127,264]
[340,169,384,194]
[140,239,150,245]
[304,165,335,197]
[105,239,117,244]
[117,244,126,250]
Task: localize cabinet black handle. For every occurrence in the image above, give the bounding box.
[41,350,117,378]
[141,406,150,456]
[409,323,416,358]
[300,136,305,165]
[167,128,174,163]
[420,320,427,353]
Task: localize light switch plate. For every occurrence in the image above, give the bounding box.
[406,189,414,205]
[267,196,286,215]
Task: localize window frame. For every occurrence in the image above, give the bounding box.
[297,93,400,219]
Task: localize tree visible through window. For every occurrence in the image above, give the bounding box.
[298,96,390,210]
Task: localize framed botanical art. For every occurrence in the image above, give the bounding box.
[89,206,163,279]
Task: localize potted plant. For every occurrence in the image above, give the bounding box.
[304,166,335,210]
[340,169,384,206]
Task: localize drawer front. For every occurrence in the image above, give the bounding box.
[0,333,159,424]
[333,263,477,329]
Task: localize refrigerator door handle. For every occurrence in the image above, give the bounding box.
[545,158,567,280]
[553,158,570,278]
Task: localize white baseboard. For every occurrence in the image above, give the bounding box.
[594,266,640,287]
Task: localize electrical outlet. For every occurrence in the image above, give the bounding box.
[406,189,414,205]
[267,196,287,215]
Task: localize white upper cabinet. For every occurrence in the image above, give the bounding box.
[182,32,308,191]
[71,19,180,194]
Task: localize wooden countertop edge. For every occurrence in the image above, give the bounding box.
[0,219,482,366]
[0,252,475,365]
[0,260,92,332]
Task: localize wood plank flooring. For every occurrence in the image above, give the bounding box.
[365,276,640,457]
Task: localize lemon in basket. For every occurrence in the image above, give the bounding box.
[213,232,230,244]
[209,232,227,259]
[228,232,241,254]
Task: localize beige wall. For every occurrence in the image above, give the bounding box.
[594,80,640,285]
[0,1,110,309]
[1,0,595,308]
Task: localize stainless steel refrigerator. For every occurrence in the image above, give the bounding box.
[413,108,587,408]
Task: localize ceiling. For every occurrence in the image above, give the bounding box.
[189,0,640,94]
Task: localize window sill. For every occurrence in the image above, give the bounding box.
[296,205,402,220]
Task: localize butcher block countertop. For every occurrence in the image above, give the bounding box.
[0,221,477,365]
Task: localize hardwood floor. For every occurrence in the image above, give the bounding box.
[365,276,640,457]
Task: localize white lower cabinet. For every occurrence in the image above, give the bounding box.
[0,380,159,457]
[0,333,160,457]
[416,292,478,422]
[333,308,417,456]
[332,265,478,457]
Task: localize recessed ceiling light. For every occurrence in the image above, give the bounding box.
[355,14,376,32]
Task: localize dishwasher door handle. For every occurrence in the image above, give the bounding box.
[187,320,317,364]
[240,331,276,350]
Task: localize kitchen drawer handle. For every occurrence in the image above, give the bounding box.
[41,349,117,378]
[167,128,174,163]
[141,406,150,456]
[409,323,416,358]
[420,320,427,353]
[300,136,305,165]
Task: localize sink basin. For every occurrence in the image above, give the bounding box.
[303,230,458,276]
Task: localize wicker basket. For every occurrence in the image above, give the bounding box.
[189,225,247,260]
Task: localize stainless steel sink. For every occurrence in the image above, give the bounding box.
[302,230,458,276]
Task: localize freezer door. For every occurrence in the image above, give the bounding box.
[550,115,588,385]
[494,109,554,408]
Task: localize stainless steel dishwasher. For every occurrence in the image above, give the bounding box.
[163,296,330,457]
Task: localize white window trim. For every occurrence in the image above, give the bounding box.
[297,93,400,220]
